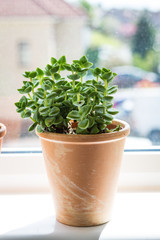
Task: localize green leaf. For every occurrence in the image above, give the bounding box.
[21,110,31,118]
[37,125,44,133]
[27,101,35,107]
[94,105,105,114]
[90,125,99,134]
[88,116,95,128]
[28,122,38,132]
[54,96,65,103]
[107,86,118,94]
[45,117,55,127]
[52,115,63,125]
[50,65,59,73]
[80,105,92,118]
[99,123,106,130]
[51,57,57,65]
[90,67,101,77]
[80,56,88,64]
[20,96,28,105]
[23,71,30,78]
[42,80,53,90]
[64,64,72,71]
[103,96,114,101]
[76,126,88,134]
[36,68,44,77]
[39,107,50,116]
[29,71,37,78]
[58,56,66,64]
[95,116,105,124]
[71,63,81,72]
[95,84,106,93]
[107,108,119,115]
[78,119,89,129]
[102,113,113,121]
[105,102,113,109]
[54,73,61,80]
[46,92,57,99]
[49,107,60,116]
[82,62,93,68]
[67,110,80,121]
[34,88,45,99]
[33,109,40,122]
[67,74,80,80]
[72,95,85,107]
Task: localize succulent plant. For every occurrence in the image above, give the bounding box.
[15,55,120,134]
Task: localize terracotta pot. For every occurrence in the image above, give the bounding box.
[0,123,6,153]
[36,119,130,227]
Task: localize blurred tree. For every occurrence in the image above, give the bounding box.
[79,0,94,22]
[132,12,155,58]
[86,47,99,68]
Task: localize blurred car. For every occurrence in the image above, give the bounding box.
[112,66,160,88]
[115,88,160,145]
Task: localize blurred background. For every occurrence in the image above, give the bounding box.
[0,0,160,148]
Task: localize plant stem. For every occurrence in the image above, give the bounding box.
[77,93,80,111]
[81,76,83,83]
[104,79,108,95]
[96,76,99,82]
[30,78,34,94]
[65,91,67,100]
[28,93,33,101]
[103,79,108,114]
[30,116,36,123]
[77,93,80,102]
[73,80,75,89]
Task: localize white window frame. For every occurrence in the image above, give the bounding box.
[0,148,160,193]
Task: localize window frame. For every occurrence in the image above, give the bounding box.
[0,148,160,193]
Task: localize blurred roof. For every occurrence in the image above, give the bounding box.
[0,0,84,18]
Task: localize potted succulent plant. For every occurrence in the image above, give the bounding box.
[0,123,6,153]
[15,55,130,227]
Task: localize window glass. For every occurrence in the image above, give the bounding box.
[18,42,31,66]
[0,0,160,148]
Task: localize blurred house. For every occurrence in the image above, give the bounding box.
[0,0,86,139]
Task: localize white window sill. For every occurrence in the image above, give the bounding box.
[0,192,160,239]
[0,149,160,193]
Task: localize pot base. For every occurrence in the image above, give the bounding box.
[56,217,110,227]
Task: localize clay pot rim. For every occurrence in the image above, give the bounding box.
[0,123,6,138]
[36,119,130,143]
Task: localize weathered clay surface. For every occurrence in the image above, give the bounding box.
[0,123,6,153]
[37,119,130,226]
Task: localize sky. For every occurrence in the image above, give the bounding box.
[66,0,160,11]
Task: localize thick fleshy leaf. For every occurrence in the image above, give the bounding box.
[21,109,31,118]
[94,105,105,114]
[88,116,95,128]
[102,113,113,121]
[51,57,57,65]
[49,107,60,116]
[80,105,92,118]
[39,107,50,116]
[67,74,80,81]
[78,119,89,129]
[52,115,63,125]
[67,110,80,121]
[28,122,38,131]
[58,56,66,64]
[36,68,44,77]
[103,96,114,102]
[45,117,55,127]
[107,108,119,115]
[90,125,99,134]
[29,71,37,78]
